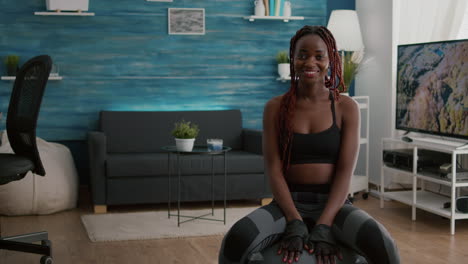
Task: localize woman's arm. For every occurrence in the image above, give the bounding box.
[316,96,361,226]
[263,97,301,222]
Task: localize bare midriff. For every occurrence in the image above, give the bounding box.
[285,163,334,185]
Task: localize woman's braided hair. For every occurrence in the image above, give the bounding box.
[278,25,345,173]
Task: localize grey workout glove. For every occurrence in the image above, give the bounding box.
[278,219,309,256]
[305,224,343,262]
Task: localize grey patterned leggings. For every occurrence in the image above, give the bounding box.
[218,190,400,264]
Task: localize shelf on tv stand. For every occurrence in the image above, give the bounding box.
[380,137,468,234]
[411,137,468,149]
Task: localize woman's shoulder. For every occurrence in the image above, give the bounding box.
[336,94,359,113]
[263,95,285,121]
[264,95,283,110]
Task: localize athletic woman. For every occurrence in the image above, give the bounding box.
[219,25,400,264]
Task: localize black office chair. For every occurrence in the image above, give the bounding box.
[0,55,53,264]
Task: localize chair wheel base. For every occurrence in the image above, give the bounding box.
[40,255,53,264]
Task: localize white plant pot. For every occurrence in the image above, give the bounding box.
[175,138,195,152]
[46,0,89,11]
[278,63,290,78]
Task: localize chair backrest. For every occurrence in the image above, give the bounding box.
[6,55,52,176]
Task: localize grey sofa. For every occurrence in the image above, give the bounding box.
[87,109,270,213]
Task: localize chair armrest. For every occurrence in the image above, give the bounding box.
[242,128,263,155]
[87,131,107,205]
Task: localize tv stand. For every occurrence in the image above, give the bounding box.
[380,137,468,234]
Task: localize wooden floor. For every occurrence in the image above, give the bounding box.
[2,188,468,264]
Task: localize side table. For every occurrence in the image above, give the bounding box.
[161,145,231,227]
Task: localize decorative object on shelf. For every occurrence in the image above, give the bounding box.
[263,0,269,16]
[46,0,89,12]
[245,0,300,22]
[254,0,265,17]
[283,0,291,17]
[265,0,289,16]
[168,8,205,35]
[4,55,20,76]
[171,119,199,152]
[276,51,290,79]
[269,0,275,16]
[327,10,364,96]
[274,0,279,16]
[50,63,59,77]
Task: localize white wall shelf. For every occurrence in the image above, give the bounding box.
[1,76,63,81]
[276,76,290,82]
[34,11,95,16]
[380,137,468,234]
[244,16,304,22]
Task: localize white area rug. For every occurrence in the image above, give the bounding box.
[81,207,258,242]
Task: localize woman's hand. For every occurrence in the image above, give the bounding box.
[277,219,308,263]
[304,224,343,264]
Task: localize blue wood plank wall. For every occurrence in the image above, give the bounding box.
[0,0,354,184]
[0,0,328,141]
[327,0,355,20]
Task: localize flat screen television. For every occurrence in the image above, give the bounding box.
[395,38,468,141]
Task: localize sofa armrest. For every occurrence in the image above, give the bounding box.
[242,128,263,155]
[87,131,107,205]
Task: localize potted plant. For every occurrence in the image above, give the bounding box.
[4,55,20,76]
[276,51,290,79]
[171,119,200,152]
[342,50,365,95]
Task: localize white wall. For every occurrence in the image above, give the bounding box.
[356,0,468,187]
[458,5,468,38]
[355,0,394,185]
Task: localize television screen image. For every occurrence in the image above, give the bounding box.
[396,39,468,140]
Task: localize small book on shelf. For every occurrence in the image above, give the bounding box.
[269,0,275,16]
[263,0,269,16]
[279,0,284,16]
[274,0,281,16]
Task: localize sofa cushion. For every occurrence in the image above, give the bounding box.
[106,150,263,178]
[100,110,243,153]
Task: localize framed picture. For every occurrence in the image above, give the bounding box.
[168,8,205,35]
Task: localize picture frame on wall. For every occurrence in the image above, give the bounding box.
[168,8,205,35]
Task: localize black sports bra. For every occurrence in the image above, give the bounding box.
[289,92,341,164]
